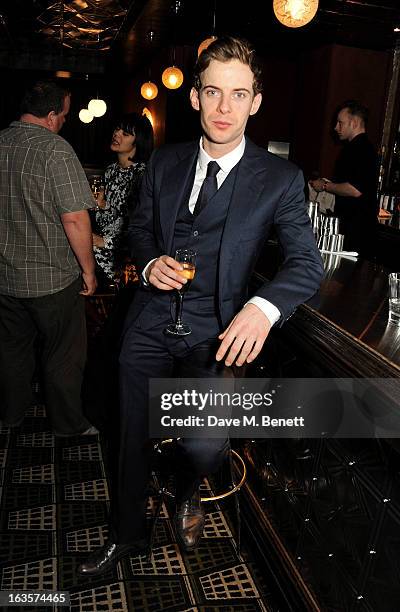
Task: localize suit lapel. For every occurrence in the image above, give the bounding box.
[159,144,198,255]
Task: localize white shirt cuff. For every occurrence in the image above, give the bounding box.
[246,297,281,327]
[142,258,157,285]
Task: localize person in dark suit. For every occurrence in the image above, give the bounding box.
[78,36,323,576]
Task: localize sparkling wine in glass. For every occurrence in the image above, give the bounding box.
[90,175,104,209]
[164,249,196,336]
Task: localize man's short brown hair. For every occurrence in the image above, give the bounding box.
[193,36,263,96]
[338,100,369,128]
[20,80,70,118]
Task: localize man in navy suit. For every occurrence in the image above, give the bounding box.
[79,36,323,576]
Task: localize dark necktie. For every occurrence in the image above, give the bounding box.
[193,160,220,216]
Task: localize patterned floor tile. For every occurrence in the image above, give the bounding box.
[57,460,104,483]
[0,532,54,564]
[124,577,193,611]
[182,539,241,575]
[8,447,53,467]
[62,443,102,462]
[16,432,55,447]
[129,544,186,576]
[12,463,55,484]
[199,564,260,601]
[203,509,233,539]
[1,484,54,510]
[0,383,274,611]
[58,502,108,530]
[64,478,109,501]
[1,557,57,590]
[66,524,108,552]
[70,581,129,612]
[8,504,56,530]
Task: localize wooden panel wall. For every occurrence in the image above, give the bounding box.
[292,44,392,180]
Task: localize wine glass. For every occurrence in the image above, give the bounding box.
[90,175,104,209]
[164,249,196,336]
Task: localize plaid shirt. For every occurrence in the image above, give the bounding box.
[0,121,94,297]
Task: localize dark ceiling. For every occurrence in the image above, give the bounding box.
[1,0,400,75]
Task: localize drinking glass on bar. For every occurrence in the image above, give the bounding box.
[389,272,400,324]
[164,248,196,336]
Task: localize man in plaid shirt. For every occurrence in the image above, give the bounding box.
[0,80,98,436]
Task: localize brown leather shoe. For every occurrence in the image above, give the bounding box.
[174,490,205,551]
[77,539,148,576]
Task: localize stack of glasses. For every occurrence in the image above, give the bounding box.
[317,216,344,253]
[307,201,345,272]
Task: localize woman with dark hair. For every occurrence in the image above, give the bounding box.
[92,113,153,283]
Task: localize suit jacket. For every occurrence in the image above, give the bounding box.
[128,137,323,328]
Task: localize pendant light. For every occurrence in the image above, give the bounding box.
[198,36,217,57]
[141,81,158,100]
[197,0,217,56]
[162,2,184,90]
[162,66,184,90]
[88,97,107,117]
[140,30,159,100]
[273,0,319,28]
[79,108,93,123]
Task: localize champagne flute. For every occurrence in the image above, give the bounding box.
[90,175,104,209]
[164,249,196,336]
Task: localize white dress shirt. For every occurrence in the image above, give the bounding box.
[143,136,281,327]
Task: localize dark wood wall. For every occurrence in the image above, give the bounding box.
[246,43,392,181]
[292,44,392,180]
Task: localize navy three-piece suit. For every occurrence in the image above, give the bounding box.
[113,137,324,543]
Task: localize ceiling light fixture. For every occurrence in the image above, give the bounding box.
[140,30,159,100]
[162,2,184,90]
[273,0,319,28]
[88,97,107,117]
[162,66,184,90]
[79,108,93,123]
[198,36,217,57]
[198,0,217,56]
[55,70,71,78]
[141,81,158,100]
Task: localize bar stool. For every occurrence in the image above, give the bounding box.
[148,438,247,558]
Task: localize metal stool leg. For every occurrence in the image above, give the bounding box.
[147,477,168,563]
[228,450,242,555]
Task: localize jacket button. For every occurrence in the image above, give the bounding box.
[193,230,199,237]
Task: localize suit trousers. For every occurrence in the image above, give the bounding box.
[0,277,90,435]
[113,296,231,544]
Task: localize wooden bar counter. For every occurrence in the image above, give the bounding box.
[238,247,400,612]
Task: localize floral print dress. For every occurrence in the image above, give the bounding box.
[94,161,146,279]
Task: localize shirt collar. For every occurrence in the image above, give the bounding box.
[198,136,246,174]
[11,120,47,131]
